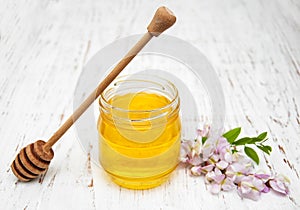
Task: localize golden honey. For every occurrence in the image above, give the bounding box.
[98,75,181,189]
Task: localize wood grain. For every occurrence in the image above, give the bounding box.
[0,0,299,209]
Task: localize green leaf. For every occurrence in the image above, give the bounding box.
[257,132,267,140]
[249,137,264,144]
[223,127,241,143]
[257,145,272,155]
[265,145,272,153]
[202,136,208,144]
[232,137,252,145]
[244,146,259,164]
[248,132,268,144]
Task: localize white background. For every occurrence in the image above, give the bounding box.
[0,0,299,209]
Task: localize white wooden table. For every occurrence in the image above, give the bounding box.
[1,0,299,209]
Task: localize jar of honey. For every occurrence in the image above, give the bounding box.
[97,74,181,189]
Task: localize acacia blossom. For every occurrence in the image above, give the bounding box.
[237,175,267,201]
[180,125,290,201]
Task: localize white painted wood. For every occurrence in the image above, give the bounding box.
[0,0,299,209]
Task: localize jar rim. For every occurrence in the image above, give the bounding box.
[99,74,179,114]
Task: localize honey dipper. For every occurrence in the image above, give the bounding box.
[11,6,176,182]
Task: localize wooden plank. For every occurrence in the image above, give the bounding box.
[0,0,299,209]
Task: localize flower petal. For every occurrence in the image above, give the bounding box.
[216,160,229,170]
[191,166,202,176]
[224,152,233,163]
[201,164,214,173]
[252,177,266,191]
[238,187,261,201]
[221,178,235,191]
[254,174,270,179]
[262,186,270,193]
[269,180,289,195]
[210,183,221,194]
[188,155,203,166]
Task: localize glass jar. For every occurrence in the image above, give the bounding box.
[97,74,181,189]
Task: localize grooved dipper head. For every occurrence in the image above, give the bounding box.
[11,140,54,182]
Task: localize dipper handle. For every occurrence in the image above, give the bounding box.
[43,6,176,151]
[11,6,177,182]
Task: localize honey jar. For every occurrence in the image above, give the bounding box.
[98,74,181,189]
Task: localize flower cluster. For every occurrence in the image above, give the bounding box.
[180,125,290,201]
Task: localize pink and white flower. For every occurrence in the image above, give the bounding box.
[180,139,203,165]
[268,175,290,195]
[237,175,267,201]
[180,124,289,201]
[197,124,210,137]
[205,168,236,194]
[191,164,214,176]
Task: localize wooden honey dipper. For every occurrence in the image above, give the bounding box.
[11,6,176,182]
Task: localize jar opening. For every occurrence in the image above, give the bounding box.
[99,75,179,122]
